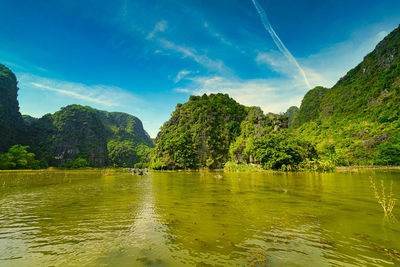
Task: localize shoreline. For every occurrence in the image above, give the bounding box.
[334,165,400,172]
[1,166,400,173]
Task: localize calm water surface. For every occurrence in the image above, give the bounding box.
[0,169,399,266]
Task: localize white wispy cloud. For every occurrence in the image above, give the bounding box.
[18,73,141,108]
[174,70,192,83]
[256,50,330,88]
[147,20,168,39]
[142,20,231,74]
[174,88,191,93]
[256,51,294,76]
[251,0,311,89]
[157,38,230,74]
[109,7,234,75]
[203,21,238,48]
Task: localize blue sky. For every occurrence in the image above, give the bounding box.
[0,0,399,137]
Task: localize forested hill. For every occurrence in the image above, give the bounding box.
[152,94,248,169]
[94,110,154,167]
[0,64,153,168]
[153,26,400,170]
[27,105,154,167]
[94,110,153,147]
[0,64,24,153]
[151,93,315,170]
[291,25,400,165]
[27,105,109,167]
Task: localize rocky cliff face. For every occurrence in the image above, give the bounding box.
[284,106,299,128]
[0,64,24,152]
[95,110,153,147]
[52,105,109,166]
[267,112,289,130]
[291,86,328,128]
[28,105,108,166]
[27,105,153,167]
[95,110,154,167]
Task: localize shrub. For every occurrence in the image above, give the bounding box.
[150,159,167,170]
[223,161,261,171]
[299,159,335,171]
[373,135,400,165]
[250,132,317,170]
[0,145,40,170]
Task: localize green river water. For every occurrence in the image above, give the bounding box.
[0,169,399,266]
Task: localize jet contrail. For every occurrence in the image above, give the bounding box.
[251,0,311,89]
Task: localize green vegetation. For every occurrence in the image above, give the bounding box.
[290,25,400,166]
[151,94,247,169]
[284,106,299,128]
[22,114,38,126]
[1,26,400,171]
[0,64,153,169]
[151,94,312,170]
[373,134,400,165]
[25,105,154,168]
[26,105,108,167]
[153,26,400,170]
[0,145,40,170]
[62,157,89,169]
[223,161,262,171]
[298,159,336,172]
[370,177,397,219]
[229,106,316,170]
[291,86,328,128]
[95,110,153,167]
[247,132,316,170]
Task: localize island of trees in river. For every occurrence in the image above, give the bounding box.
[1,25,400,171]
